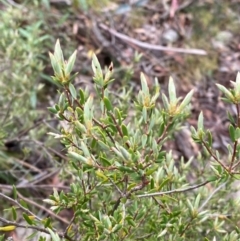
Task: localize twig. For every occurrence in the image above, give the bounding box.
[199,182,226,211]
[99,23,207,56]
[202,141,229,172]
[0,184,70,191]
[13,158,42,173]
[229,140,238,172]
[0,192,41,222]
[0,217,49,234]
[0,217,74,241]
[137,180,212,198]
[17,192,69,225]
[63,213,76,237]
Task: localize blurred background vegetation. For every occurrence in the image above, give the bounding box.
[1,0,240,239]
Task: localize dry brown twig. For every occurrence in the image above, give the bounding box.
[0,191,74,240]
[99,23,207,56]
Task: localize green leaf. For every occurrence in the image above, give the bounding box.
[48,107,58,114]
[194,194,201,209]
[68,151,88,164]
[75,121,87,133]
[168,76,177,104]
[12,185,17,200]
[58,93,65,110]
[11,207,17,221]
[159,122,165,136]
[216,84,234,101]
[142,107,147,123]
[179,89,194,111]
[92,54,103,85]
[114,107,122,125]
[158,229,167,237]
[48,228,61,241]
[98,140,109,151]
[49,52,62,78]
[146,165,158,176]
[197,111,204,130]
[103,97,113,111]
[235,128,240,140]
[79,88,85,104]
[162,93,169,110]
[95,170,108,181]
[235,72,240,95]
[140,72,149,95]
[23,213,33,225]
[229,124,235,142]
[92,54,102,75]
[100,156,112,166]
[141,134,147,147]
[118,145,130,160]
[26,231,38,240]
[206,130,212,147]
[158,178,170,190]
[69,83,77,99]
[54,39,64,65]
[121,124,128,136]
[118,166,134,173]
[65,50,77,76]
[43,217,51,228]
[227,111,235,125]
[112,224,122,233]
[81,141,90,157]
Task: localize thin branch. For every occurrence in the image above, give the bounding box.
[199,182,226,211]
[108,112,123,138]
[17,192,69,225]
[0,217,49,234]
[0,192,41,222]
[99,23,207,56]
[229,140,238,172]
[202,141,229,172]
[63,213,76,237]
[73,97,116,145]
[137,180,212,198]
[0,217,74,241]
[0,184,70,191]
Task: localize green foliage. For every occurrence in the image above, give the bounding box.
[41,41,240,240]
[2,23,240,239]
[0,3,53,187]
[0,5,48,136]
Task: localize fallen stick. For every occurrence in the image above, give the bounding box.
[99,23,207,56]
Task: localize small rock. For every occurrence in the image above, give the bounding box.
[162,29,179,43]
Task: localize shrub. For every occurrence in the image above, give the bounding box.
[2,40,240,241]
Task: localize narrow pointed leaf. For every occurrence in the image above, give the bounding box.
[235,72,240,95]
[48,228,61,241]
[103,97,113,111]
[54,39,64,65]
[197,111,204,130]
[69,83,77,99]
[229,124,235,142]
[140,73,149,95]
[168,76,177,104]
[216,84,234,100]
[23,213,33,225]
[162,93,169,110]
[65,50,77,76]
[92,54,103,77]
[68,151,88,163]
[49,52,62,77]
[179,89,194,111]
